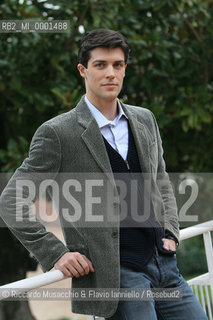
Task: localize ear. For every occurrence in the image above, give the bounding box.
[77,63,87,79]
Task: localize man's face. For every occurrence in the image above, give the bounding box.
[78,47,126,105]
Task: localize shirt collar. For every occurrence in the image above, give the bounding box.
[84,95,128,129]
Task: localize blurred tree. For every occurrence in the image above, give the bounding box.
[0,0,213,318]
[0,0,212,172]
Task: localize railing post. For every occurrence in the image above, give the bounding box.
[203,231,213,277]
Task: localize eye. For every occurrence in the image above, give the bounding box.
[95,63,104,68]
[114,62,124,68]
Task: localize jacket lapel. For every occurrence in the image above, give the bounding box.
[122,103,151,173]
[76,97,114,179]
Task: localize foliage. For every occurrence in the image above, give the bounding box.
[0,0,213,172]
[177,235,207,277]
[0,136,28,172]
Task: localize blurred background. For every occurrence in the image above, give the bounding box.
[0,0,213,319]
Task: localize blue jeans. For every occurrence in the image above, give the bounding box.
[106,254,207,320]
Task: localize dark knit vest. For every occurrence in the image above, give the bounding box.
[103,122,169,271]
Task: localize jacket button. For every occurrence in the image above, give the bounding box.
[113,202,120,209]
[111,231,118,238]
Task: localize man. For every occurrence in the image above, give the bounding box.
[0,29,207,319]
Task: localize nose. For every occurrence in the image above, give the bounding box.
[106,65,115,79]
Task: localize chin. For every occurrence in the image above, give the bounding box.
[105,91,119,99]
[104,95,117,101]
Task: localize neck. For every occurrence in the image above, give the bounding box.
[86,95,118,120]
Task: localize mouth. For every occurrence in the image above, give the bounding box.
[102,83,118,87]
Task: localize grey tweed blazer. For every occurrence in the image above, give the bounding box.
[0,95,179,317]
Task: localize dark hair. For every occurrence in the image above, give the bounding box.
[78,28,130,67]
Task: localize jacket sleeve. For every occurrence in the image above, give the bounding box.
[0,123,69,272]
[150,111,180,241]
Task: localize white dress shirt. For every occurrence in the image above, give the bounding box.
[84,95,129,160]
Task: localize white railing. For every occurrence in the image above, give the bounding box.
[180,220,213,320]
[0,221,213,320]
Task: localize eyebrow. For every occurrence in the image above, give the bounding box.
[92,60,125,65]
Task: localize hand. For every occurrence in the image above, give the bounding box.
[162,238,177,251]
[54,252,95,278]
